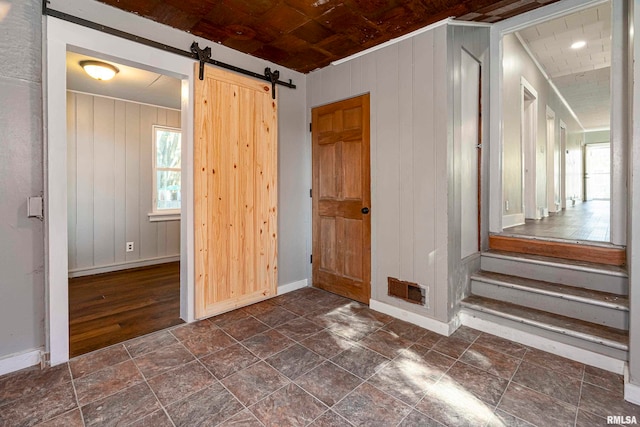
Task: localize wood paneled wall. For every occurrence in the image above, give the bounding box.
[67,92,181,274]
[308,24,492,324]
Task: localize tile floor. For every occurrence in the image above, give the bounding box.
[1,287,638,427]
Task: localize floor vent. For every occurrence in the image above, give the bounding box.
[388,277,424,305]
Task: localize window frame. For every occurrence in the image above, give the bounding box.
[150,124,182,221]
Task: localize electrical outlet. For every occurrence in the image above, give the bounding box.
[505,200,510,211]
[126,242,134,252]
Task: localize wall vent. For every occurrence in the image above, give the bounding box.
[387,277,424,305]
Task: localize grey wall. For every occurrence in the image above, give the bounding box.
[585,130,610,144]
[308,26,452,322]
[502,33,584,217]
[67,92,181,274]
[0,1,45,358]
[448,25,491,317]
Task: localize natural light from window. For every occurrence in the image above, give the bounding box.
[153,125,182,213]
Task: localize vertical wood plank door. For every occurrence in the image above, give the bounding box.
[194,65,277,319]
[312,94,371,304]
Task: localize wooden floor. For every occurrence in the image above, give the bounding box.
[504,200,610,242]
[69,262,183,358]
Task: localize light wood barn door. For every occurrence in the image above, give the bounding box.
[194,65,277,319]
[312,94,371,304]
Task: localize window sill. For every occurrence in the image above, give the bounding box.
[148,211,181,222]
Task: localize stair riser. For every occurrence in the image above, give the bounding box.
[471,280,629,330]
[460,307,628,361]
[481,256,628,295]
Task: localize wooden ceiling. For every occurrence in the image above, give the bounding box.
[98,0,560,73]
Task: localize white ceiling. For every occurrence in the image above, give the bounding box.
[517,2,611,130]
[66,51,181,110]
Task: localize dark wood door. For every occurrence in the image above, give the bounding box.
[312,94,371,304]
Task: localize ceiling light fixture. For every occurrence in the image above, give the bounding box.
[570,40,586,50]
[80,60,119,81]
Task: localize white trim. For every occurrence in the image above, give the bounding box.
[624,365,640,405]
[152,125,182,215]
[369,299,457,336]
[277,279,309,295]
[68,255,180,278]
[502,213,525,229]
[330,18,452,67]
[0,349,43,376]
[448,19,493,28]
[148,211,181,222]
[45,16,196,366]
[460,311,625,374]
[521,77,539,220]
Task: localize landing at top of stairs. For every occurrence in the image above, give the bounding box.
[489,234,626,266]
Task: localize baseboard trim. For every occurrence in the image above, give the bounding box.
[370,299,457,336]
[0,349,43,376]
[502,213,525,229]
[69,255,180,278]
[624,366,640,405]
[278,279,309,295]
[460,310,625,374]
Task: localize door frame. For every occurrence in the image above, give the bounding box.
[45,17,196,365]
[488,0,616,234]
[521,77,538,220]
[311,94,371,304]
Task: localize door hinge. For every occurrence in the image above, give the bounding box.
[310,254,313,264]
[309,123,312,132]
[309,188,312,198]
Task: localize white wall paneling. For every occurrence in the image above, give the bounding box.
[67,92,181,275]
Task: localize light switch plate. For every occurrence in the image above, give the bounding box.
[28,196,43,219]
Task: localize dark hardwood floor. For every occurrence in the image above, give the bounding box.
[504,200,611,242]
[69,262,183,358]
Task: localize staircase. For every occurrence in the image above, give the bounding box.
[460,241,629,362]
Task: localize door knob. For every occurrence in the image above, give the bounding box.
[361,207,370,214]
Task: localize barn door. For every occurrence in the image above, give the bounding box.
[194,65,277,319]
[312,94,371,304]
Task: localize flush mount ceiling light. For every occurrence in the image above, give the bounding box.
[80,60,119,81]
[570,40,586,50]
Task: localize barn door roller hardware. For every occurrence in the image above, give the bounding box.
[264,68,279,99]
[191,43,211,81]
[43,4,296,96]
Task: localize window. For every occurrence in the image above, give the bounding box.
[151,125,181,221]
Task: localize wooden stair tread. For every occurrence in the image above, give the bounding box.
[472,271,628,310]
[461,295,629,350]
[485,249,628,276]
[489,235,626,267]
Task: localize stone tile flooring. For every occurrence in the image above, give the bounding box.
[1,287,638,426]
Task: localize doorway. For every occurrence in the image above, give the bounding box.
[46,17,196,365]
[65,53,185,356]
[585,143,611,201]
[311,94,371,304]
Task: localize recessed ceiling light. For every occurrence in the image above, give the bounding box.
[571,40,586,50]
[80,60,119,81]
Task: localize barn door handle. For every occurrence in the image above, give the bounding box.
[361,207,370,214]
